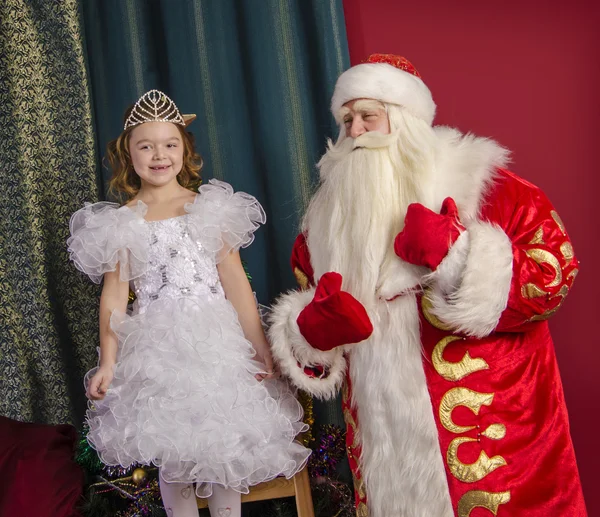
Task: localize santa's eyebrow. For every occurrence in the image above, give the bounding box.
[338,106,351,120]
[351,99,386,112]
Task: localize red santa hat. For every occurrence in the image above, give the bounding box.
[331,54,436,126]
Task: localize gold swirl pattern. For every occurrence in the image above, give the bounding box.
[439,388,494,434]
[353,474,367,500]
[356,502,369,517]
[481,423,507,440]
[528,305,561,322]
[524,248,562,288]
[447,437,507,483]
[560,241,574,262]
[458,490,511,516]
[432,332,510,509]
[342,386,361,451]
[432,336,489,381]
[551,210,566,235]
[293,267,309,290]
[521,283,546,299]
[422,290,453,331]
[343,381,367,512]
[567,269,579,283]
[528,227,545,245]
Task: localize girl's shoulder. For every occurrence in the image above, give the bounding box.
[185,179,266,260]
[67,201,149,283]
[69,200,146,231]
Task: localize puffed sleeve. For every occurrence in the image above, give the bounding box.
[185,179,266,262]
[67,202,149,283]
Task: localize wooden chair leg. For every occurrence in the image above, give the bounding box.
[293,467,315,517]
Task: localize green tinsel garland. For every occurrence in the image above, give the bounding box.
[75,424,103,475]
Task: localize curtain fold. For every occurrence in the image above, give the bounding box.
[0,0,100,424]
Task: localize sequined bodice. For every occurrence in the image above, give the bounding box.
[132,215,224,312]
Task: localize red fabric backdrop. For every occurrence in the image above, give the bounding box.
[342,0,599,514]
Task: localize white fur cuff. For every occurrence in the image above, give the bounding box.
[427,222,513,338]
[428,230,471,295]
[268,289,347,400]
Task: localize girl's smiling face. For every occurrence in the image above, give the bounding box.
[129,122,184,188]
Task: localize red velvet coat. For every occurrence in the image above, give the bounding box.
[289,169,586,516]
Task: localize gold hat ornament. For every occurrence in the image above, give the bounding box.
[123,89,196,130]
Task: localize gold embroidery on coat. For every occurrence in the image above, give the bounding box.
[567,269,578,283]
[353,474,367,499]
[528,306,560,322]
[440,388,494,434]
[527,282,570,323]
[343,381,366,504]
[432,336,489,381]
[553,285,569,300]
[356,502,369,517]
[525,248,562,287]
[551,211,566,235]
[342,386,360,450]
[293,267,309,290]
[481,423,507,440]
[528,284,570,322]
[422,290,453,331]
[521,283,546,299]
[457,490,511,516]
[560,242,574,262]
[528,227,545,245]
[447,437,507,482]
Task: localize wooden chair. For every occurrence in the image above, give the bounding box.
[197,466,314,516]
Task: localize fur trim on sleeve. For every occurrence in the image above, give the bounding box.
[426,221,513,338]
[268,289,346,400]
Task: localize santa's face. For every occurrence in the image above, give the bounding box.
[340,98,390,138]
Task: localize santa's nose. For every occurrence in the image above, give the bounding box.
[349,118,366,138]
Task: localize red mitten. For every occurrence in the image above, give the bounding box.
[297,272,373,351]
[394,197,465,270]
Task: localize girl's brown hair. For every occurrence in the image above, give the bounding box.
[106,109,203,201]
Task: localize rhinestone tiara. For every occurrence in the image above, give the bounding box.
[124,89,191,130]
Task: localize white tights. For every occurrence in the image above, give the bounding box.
[158,474,241,517]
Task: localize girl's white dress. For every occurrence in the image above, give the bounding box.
[68,179,310,497]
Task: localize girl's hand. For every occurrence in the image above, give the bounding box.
[255,351,279,381]
[87,365,114,400]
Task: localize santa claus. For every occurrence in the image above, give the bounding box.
[268,54,586,517]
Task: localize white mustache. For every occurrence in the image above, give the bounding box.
[320,130,400,169]
[353,130,399,149]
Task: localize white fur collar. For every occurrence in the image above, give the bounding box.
[377,127,509,300]
[425,126,510,220]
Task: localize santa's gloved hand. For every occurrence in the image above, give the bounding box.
[394,197,465,270]
[297,272,373,351]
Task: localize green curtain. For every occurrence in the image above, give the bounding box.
[83,0,349,304]
[1,0,350,431]
[0,0,100,424]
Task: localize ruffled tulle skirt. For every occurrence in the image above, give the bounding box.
[85,296,310,497]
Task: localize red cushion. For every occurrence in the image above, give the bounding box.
[0,415,83,517]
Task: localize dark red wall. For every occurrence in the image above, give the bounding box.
[343,0,599,513]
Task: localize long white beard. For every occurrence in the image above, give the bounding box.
[303,110,437,307]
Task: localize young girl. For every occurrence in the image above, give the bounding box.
[68,90,310,517]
